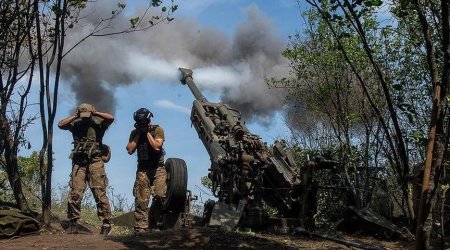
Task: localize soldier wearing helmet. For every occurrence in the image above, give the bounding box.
[58,103,114,236]
[126,108,166,235]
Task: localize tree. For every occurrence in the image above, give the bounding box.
[406,0,450,248]
[287,0,449,248]
[280,8,390,211]
[0,0,38,210]
[303,0,417,224]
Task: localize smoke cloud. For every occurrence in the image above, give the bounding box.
[61,1,289,125]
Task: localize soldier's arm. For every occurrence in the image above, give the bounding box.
[126,130,140,155]
[146,127,164,152]
[58,115,77,130]
[93,111,114,124]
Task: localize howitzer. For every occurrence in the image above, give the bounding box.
[178,68,311,225]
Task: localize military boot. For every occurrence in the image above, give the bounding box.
[100,220,112,236]
[148,198,163,230]
[67,219,79,234]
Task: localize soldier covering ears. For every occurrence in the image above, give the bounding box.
[126,108,166,235]
[58,103,113,236]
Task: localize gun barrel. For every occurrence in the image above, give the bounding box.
[178,68,208,102]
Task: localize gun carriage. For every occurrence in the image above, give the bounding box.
[178,68,332,229]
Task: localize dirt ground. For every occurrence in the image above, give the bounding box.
[0,226,415,250]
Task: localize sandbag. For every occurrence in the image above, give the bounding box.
[0,206,39,237]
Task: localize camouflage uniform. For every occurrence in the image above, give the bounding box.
[60,109,112,225]
[129,126,166,230]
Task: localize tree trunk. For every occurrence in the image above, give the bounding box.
[1,116,27,210]
[43,129,54,226]
[415,76,441,250]
[414,0,450,247]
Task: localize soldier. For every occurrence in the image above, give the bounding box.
[58,103,114,236]
[126,108,166,235]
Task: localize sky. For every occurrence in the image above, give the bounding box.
[22,0,306,209]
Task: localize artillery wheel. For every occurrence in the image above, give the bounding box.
[160,211,182,229]
[162,158,188,213]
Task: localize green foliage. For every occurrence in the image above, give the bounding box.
[68,0,87,8]
[280,0,444,225]
[18,152,45,208]
[260,202,278,217]
[201,175,213,192]
[129,17,140,28]
[235,227,256,236]
[152,0,163,7]
[0,153,42,207]
[18,152,40,187]
[0,152,45,207]
[311,0,431,163]
[0,168,14,203]
[281,4,396,210]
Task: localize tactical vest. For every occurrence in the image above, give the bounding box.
[70,117,105,164]
[137,125,164,165]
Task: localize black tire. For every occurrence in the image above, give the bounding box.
[160,211,182,229]
[162,158,188,213]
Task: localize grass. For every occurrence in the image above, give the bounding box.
[80,208,136,236]
[49,202,135,236]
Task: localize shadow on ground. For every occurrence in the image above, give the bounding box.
[109,228,298,250]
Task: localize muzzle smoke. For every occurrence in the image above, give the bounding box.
[61,1,289,126]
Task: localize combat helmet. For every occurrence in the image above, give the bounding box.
[134,108,153,124]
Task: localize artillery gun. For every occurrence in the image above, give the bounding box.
[178,68,327,230]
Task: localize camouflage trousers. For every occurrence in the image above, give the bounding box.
[67,160,112,223]
[133,164,167,230]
